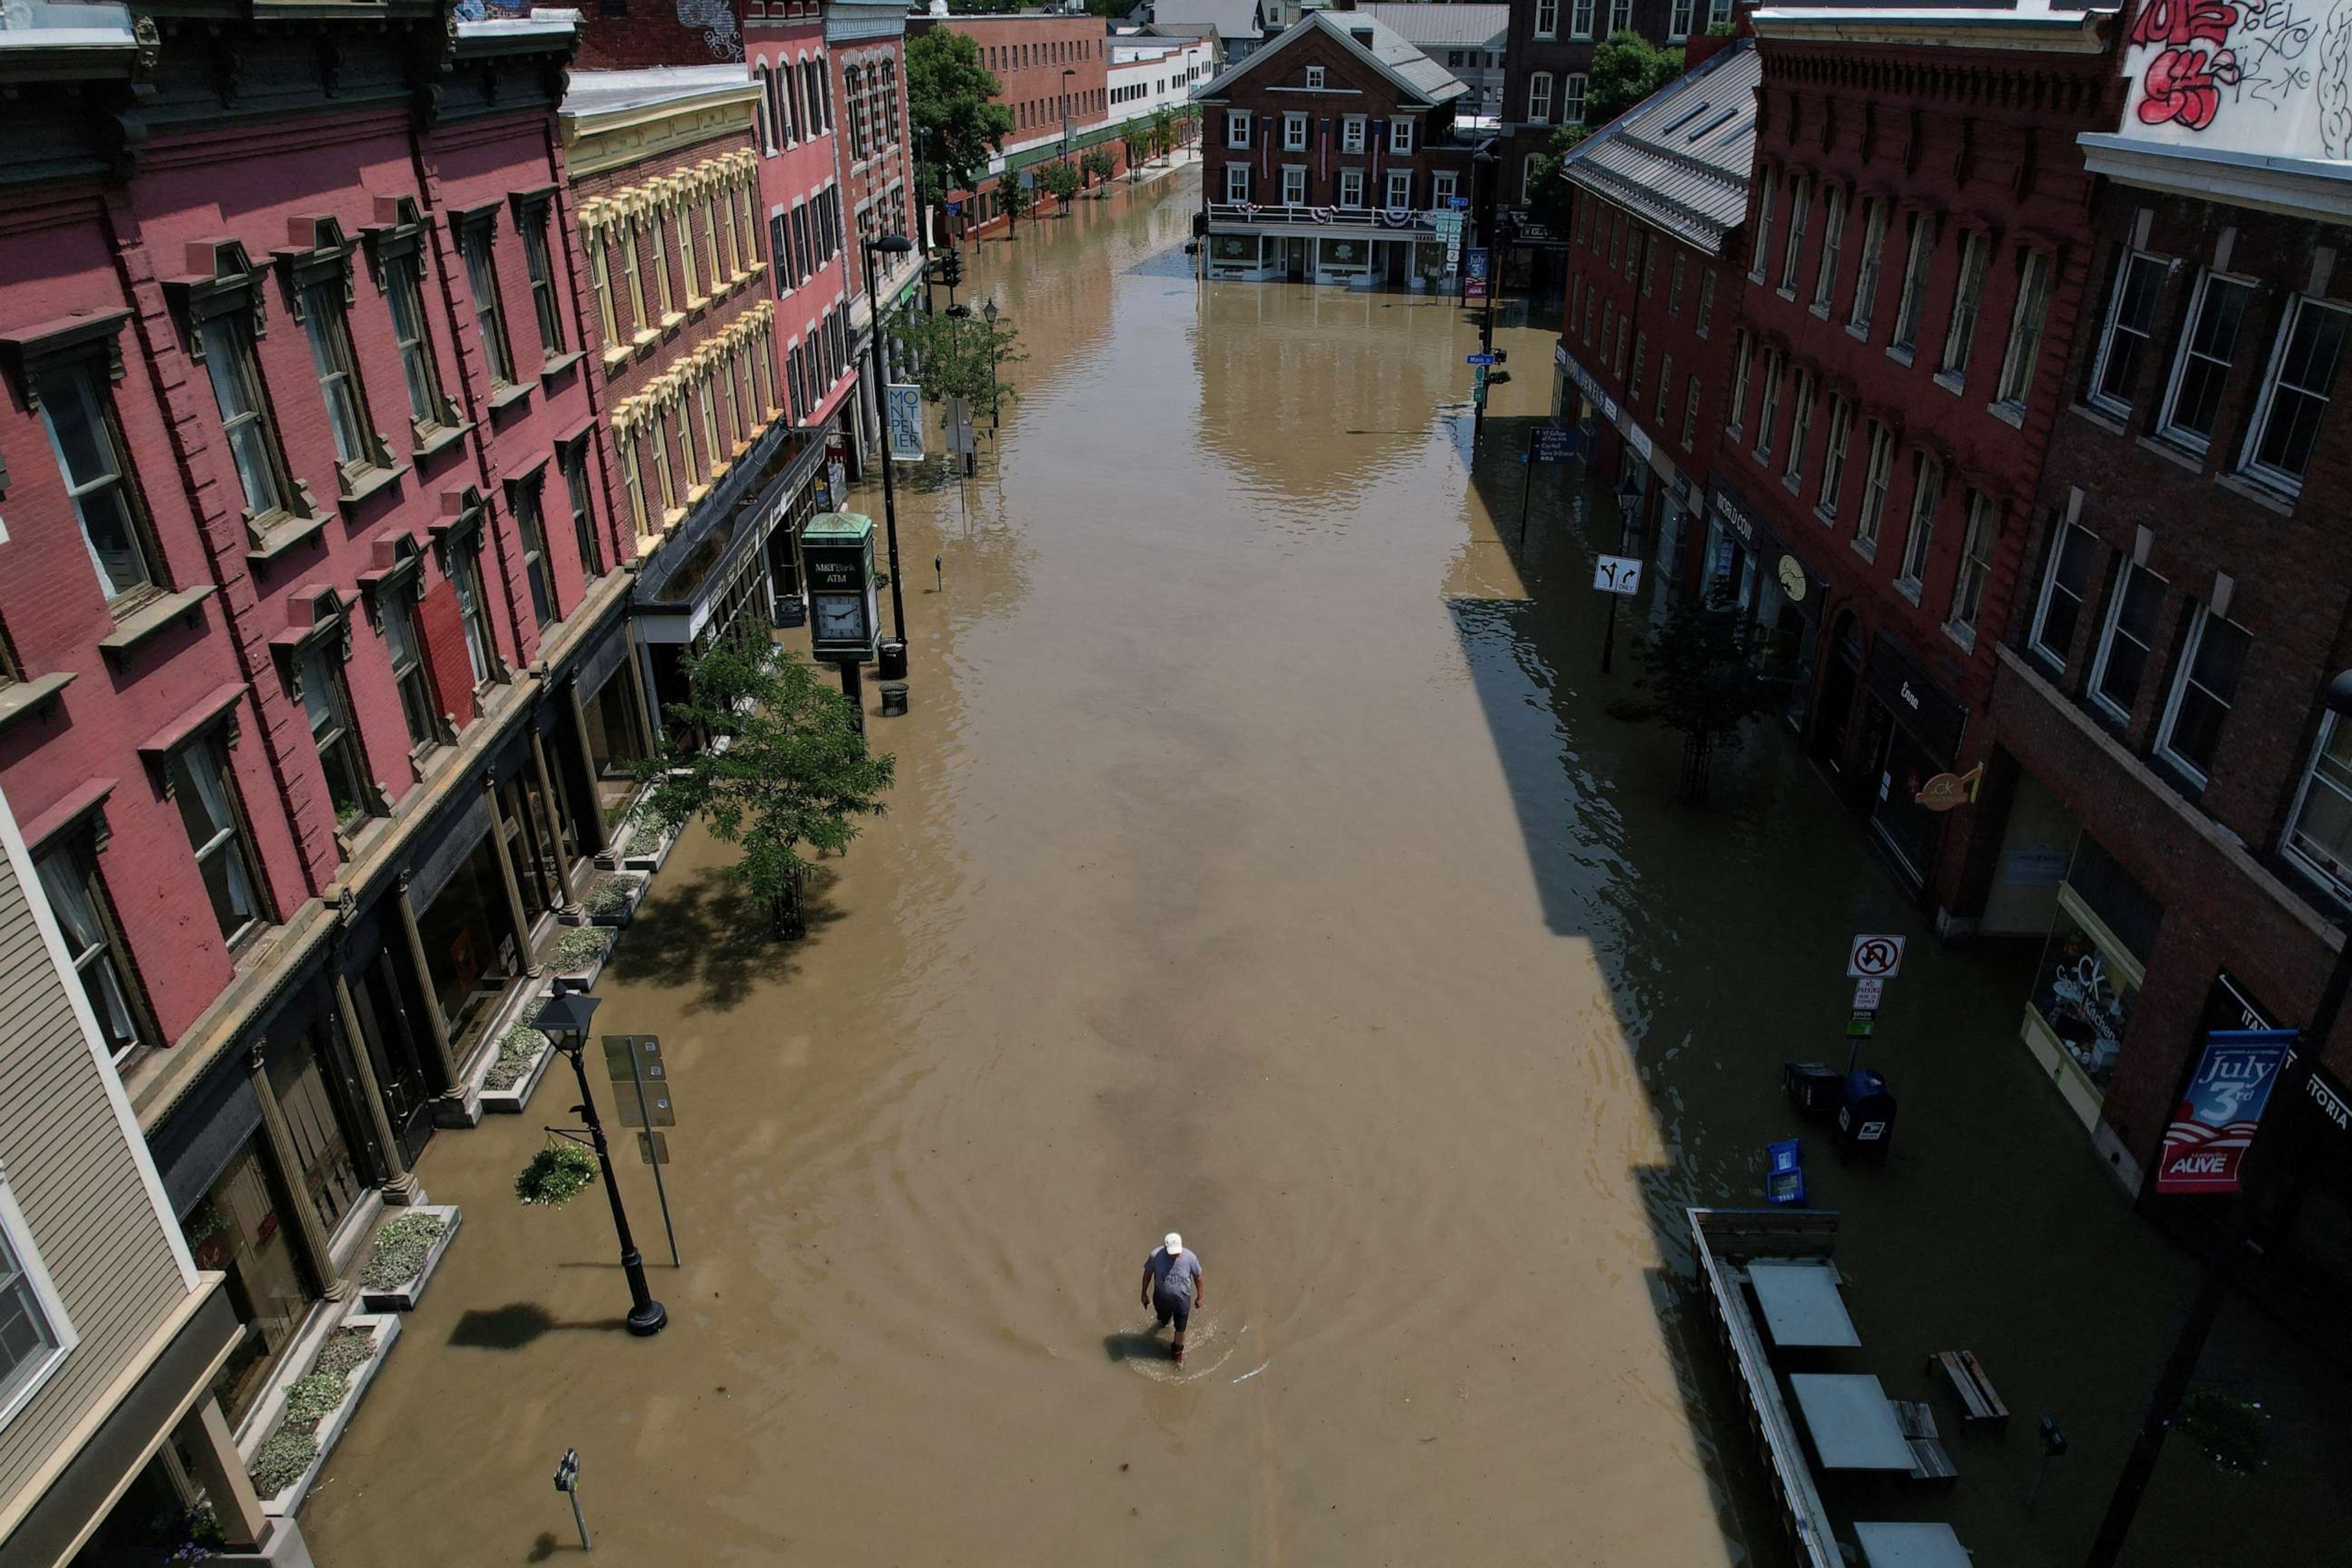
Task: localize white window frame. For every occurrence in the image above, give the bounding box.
[2239,295,2351,495]
[2089,249,2167,417]
[1338,168,1366,208]
[1946,491,1997,643]
[1386,168,1413,210]
[2155,606,2250,786]
[2089,560,2168,723]
[1891,211,1937,354]
[1939,227,1991,380]
[1811,185,1846,315]
[1896,455,1942,593]
[1570,0,1593,38]
[2158,270,2255,454]
[1537,0,1561,38]
[1855,422,1893,550]
[2283,710,2352,903]
[1223,164,1250,203]
[1749,168,1778,283]
[1995,248,2055,410]
[2028,523,2100,670]
[1563,73,1588,126]
[1669,0,1695,38]
[1849,197,1887,335]
[1281,165,1308,206]
[1816,397,1851,520]
[1529,71,1553,126]
[1305,66,1325,89]
[1389,117,1414,155]
[1341,115,1367,154]
[1609,0,1632,31]
[1227,110,1252,149]
[1283,112,1308,152]
[1725,330,1753,435]
[0,1174,78,1428]
[1779,175,1810,296]
[1753,348,1784,462]
[1431,171,1458,205]
[1783,368,1814,488]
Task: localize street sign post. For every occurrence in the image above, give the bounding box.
[1464,247,1489,302]
[603,1035,679,1266]
[1467,351,1498,367]
[1517,424,1584,547]
[1853,977,1885,1011]
[1847,934,1906,978]
[1592,554,1643,674]
[554,1449,589,1551]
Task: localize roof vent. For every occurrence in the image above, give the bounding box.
[1351,24,1374,44]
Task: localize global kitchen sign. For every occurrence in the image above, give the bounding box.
[2156,1028,2298,1194]
[2120,0,2352,158]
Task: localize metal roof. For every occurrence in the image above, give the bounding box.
[1196,9,1465,105]
[563,64,753,118]
[1346,3,1508,48]
[1146,0,1266,41]
[1560,40,1759,256]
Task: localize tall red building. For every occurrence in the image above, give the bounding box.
[906,11,1121,234]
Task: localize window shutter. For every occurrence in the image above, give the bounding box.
[416,579,479,729]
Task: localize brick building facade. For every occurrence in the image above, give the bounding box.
[906,11,1124,235]
[827,0,924,470]
[1500,0,1727,206]
[575,0,746,72]
[0,0,633,1517]
[1197,9,1480,287]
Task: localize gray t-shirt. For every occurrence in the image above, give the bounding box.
[1145,1246,1201,1304]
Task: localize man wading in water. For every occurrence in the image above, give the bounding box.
[1140,1233,1204,1364]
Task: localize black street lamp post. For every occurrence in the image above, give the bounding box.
[2082,662,2352,1567]
[1061,68,1076,181]
[861,231,913,681]
[982,296,1001,432]
[1472,145,1500,447]
[534,989,666,1337]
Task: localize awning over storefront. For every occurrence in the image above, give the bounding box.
[634,421,819,645]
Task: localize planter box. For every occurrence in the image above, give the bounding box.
[550,929,613,991]
[259,1312,401,1519]
[477,1031,557,1115]
[358,1204,462,1312]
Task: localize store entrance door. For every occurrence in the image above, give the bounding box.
[351,948,437,1163]
[1869,708,1943,889]
[1813,612,1862,776]
[1286,237,1308,281]
[495,776,557,929]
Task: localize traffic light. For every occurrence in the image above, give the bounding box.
[938,247,964,291]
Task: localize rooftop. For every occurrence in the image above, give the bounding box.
[1144,0,1265,41]
[1344,3,1508,49]
[562,63,757,119]
[1196,8,1465,106]
[1558,39,1760,255]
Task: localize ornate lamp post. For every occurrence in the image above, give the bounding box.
[861,230,914,681]
[533,989,665,1337]
[982,296,1002,432]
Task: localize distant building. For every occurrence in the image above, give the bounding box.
[906,11,1123,236]
[1195,8,1481,287]
[1345,3,1508,119]
[1109,33,1218,132]
[1138,0,1269,65]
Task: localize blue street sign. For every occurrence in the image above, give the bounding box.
[946,200,964,215]
[1467,352,1498,367]
[1449,195,1471,210]
[1530,425,1581,463]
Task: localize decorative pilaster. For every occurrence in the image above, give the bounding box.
[246,1042,352,1302]
[394,871,462,1097]
[332,971,421,1204]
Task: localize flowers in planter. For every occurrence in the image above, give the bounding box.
[485,1025,549,1092]
[248,1429,320,1501]
[515,1142,600,1207]
[311,1326,377,1381]
[243,1325,380,1497]
[553,927,609,973]
[361,1212,449,1292]
[585,873,644,918]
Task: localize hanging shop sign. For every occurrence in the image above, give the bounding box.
[885,384,924,462]
[2156,1029,2298,1194]
[1914,761,1985,812]
[1778,554,1808,602]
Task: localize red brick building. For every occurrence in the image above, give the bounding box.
[0,0,627,1506]
[575,0,747,72]
[906,11,1122,234]
[1501,0,1729,204]
[1964,28,2352,1263]
[826,0,925,466]
[1553,40,1755,613]
[1197,8,1481,286]
[1720,2,2120,921]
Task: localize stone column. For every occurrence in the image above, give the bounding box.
[484,773,539,974]
[175,1397,269,1550]
[529,723,583,908]
[246,1042,352,1303]
[394,874,462,1096]
[622,620,658,755]
[563,678,610,857]
[332,971,420,1205]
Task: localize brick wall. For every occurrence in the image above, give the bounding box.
[749,15,858,427]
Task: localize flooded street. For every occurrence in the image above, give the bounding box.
[299,168,2349,1567]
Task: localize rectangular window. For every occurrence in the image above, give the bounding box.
[2285,712,2352,902]
[1670,0,1694,36]
[1779,175,1810,294]
[1855,422,1893,549]
[1389,118,1413,155]
[1697,268,1715,338]
[513,480,556,628]
[1339,168,1365,208]
[1891,213,1937,354]
[520,201,567,357]
[34,838,142,1060]
[1609,0,1631,30]
[1607,210,1622,273]
[1816,396,1852,518]
[1849,198,1886,334]
[1896,456,1941,590]
[1940,229,1990,378]
[1753,348,1784,461]
[1570,0,1593,37]
[1629,331,1647,403]
[300,284,378,475]
[169,730,266,945]
[1668,253,1685,317]
[1284,112,1308,151]
[452,539,498,687]
[1783,369,1814,487]
[1537,0,1560,35]
[2090,250,2166,415]
[2090,561,2167,720]
[1432,172,1458,206]
[1949,491,1997,636]
[2160,272,2254,452]
[381,587,439,750]
[1996,250,2054,410]
[1387,170,1413,209]
[2157,609,2250,782]
[1225,165,1250,203]
[0,1200,72,1413]
[1726,331,1752,433]
[1682,375,1700,452]
[1305,66,1325,89]
[35,362,163,608]
[1283,166,1308,205]
[1811,186,1846,313]
[2030,523,2101,669]
[637,215,668,322]
[2244,297,2350,490]
[299,642,374,828]
[1530,73,1553,125]
[1749,169,1777,283]
[384,253,450,436]
[618,429,651,537]
[460,221,516,387]
[1640,236,1656,298]
[1227,111,1253,149]
[1563,74,1587,126]
[199,316,292,520]
[1343,115,1367,154]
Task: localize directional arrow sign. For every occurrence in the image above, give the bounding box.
[1847,934,1906,979]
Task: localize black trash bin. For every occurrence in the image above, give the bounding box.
[775,595,806,629]
[1834,1069,1897,1157]
[1784,1061,1845,1119]
[878,639,908,681]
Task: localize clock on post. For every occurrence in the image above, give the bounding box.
[800,512,880,664]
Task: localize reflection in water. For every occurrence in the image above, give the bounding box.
[297,168,2304,1568]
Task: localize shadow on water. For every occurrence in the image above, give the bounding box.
[1101,1331,1171,1365]
[605,863,845,1013]
[447,1303,633,1350]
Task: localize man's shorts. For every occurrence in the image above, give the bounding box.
[1153,1290,1191,1331]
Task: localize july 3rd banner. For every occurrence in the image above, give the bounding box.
[886,384,924,462]
[2155,1028,2297,1194]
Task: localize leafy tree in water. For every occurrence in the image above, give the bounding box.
[1634,590,1788,803]
[998,173,1031,232]
[908,31,1015,211]
[1587,31,1684,126]
[1039,159,1082,208]
[1080,147,1116,188]
[893,303,1027,420]
[627,626,895,939]
[1150,106,1177,160]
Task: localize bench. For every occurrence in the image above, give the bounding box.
[1927,1350,2011,1434]
[1891,1400,1958,1486]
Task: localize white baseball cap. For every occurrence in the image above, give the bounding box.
[1165,1233,1184,1255]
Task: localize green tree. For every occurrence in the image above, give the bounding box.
[626,626,896,939]
[1521,122,1591,234]
[1080,146,1116,188]
[1039,159,1082,208]
[998,173,1031,232]
[1150,106,1176,160]
[893,304,1027,418]
[1587,31,1684,126]
[908,30,1015,207]
[1632,592,1788,803]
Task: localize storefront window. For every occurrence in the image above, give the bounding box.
[2031,899,2141,1090]
[189,1142,309,1425]
[268,1025,368,1236]
[416,835,520,1037]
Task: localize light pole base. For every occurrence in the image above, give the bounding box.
[627,1299,668,1336]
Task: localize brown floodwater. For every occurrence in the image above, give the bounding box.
[298,167,2351,1568]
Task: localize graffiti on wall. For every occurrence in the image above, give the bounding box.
[2123,0,2352,155]
[678,0,742,60]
